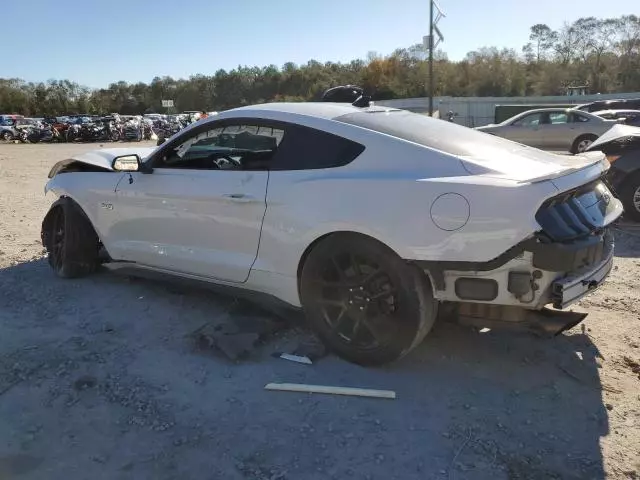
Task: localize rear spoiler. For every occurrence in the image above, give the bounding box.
[518,153,608,185]
[320,85,372,108]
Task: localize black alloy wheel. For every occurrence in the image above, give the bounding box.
[300,233,437,366]
[315,252,399,350]
[48,206,67,275]
[42,200,100,278]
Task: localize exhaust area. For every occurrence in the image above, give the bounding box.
[523,308,588,337]
[443,302,588,337]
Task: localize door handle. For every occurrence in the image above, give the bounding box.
[222,193,257,203]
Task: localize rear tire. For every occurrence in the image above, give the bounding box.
[42,199,100,278]
[618,172,640,222]
[571,134,597,154]
[299,233,437,366]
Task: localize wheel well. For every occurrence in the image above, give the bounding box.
[42,196,107,254]
[571,133,597,151]
[49,196,92,222]
[295,231,433,297]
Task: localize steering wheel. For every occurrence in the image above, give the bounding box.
[210,154,242,169]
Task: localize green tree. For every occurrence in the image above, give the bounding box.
[1,15,638,115]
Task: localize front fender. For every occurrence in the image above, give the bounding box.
[41,196,91,248]
[43,171,125,246]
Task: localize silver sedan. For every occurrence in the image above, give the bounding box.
[476,108,619,153]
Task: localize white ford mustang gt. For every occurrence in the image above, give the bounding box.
[42,102,623,366]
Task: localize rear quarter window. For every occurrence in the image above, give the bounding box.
[270,124,365,170]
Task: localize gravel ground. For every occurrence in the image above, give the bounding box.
[0,142,639,480]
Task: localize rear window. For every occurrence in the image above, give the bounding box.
[334,109,527,156]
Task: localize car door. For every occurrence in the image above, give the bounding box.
[498,112,545,147]
[109,120,284,283]
[537,111,572,150]
[570,111,605,143]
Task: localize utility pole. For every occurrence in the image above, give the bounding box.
[425,0,445,116]
[428,0,434,116]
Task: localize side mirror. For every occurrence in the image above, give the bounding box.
[113,154,141,172]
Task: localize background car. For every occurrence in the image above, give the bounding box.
[586,124,640,221]
[592,109,640,127]
[0,117,19,140]
[574,98,640,113]
[475,108,620,153]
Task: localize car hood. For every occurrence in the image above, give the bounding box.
[48,147,156,178]
[585,123,640,151]
[456,142,608,184]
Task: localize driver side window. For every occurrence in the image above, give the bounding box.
[156,123,285,171]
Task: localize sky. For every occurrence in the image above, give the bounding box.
[3,0,638,88]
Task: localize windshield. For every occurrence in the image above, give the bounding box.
[334,109,533,157]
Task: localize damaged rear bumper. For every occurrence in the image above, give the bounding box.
[415,229,615,309]
[416,229,615,335]
[550,237,614,309]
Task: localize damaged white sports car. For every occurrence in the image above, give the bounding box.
[42,103,622,365]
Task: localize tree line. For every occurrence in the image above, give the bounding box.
[1,15,638,116]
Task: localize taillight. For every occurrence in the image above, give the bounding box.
[606,154,620,164]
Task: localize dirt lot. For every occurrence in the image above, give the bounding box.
[0,142,639,480]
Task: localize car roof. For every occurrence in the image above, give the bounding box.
[227,102,374,120]
[518,107,572,114]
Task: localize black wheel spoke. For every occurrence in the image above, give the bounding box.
[330,256,345,281]
[328,306,349,332]
[349,253,362,277]
[350,317,363,339]
[361,315,393,345]
[362,268,385,286]
[370,288,396,301]
[318,298,345,308]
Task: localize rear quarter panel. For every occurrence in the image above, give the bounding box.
[254,141,560,278]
